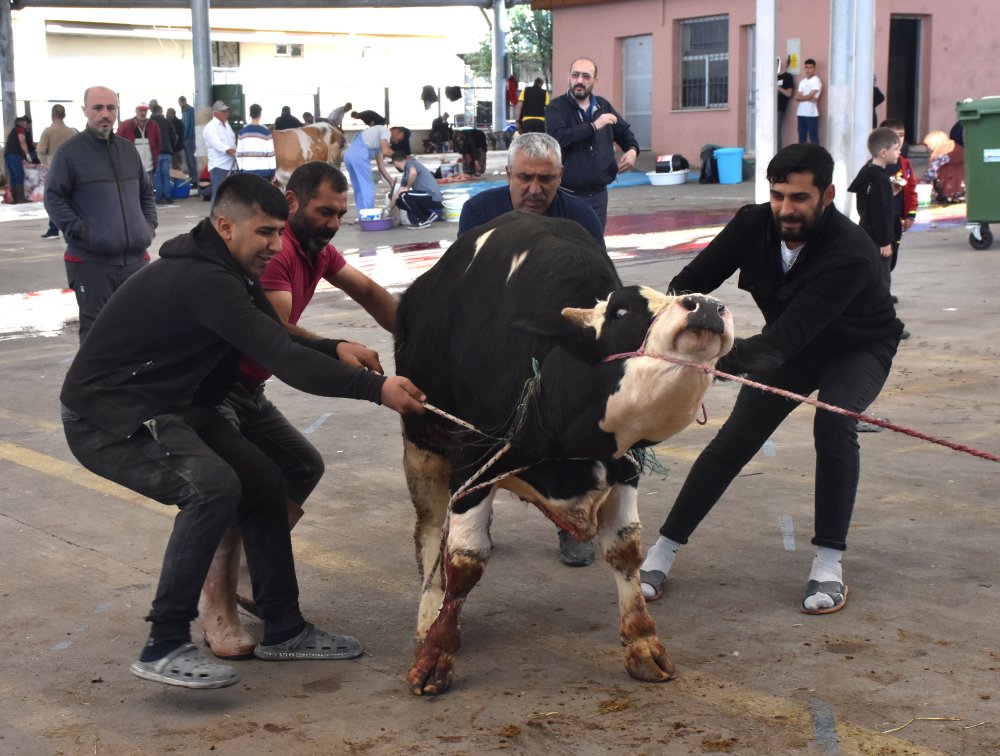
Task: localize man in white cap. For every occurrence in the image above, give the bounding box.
[204,99,237,207]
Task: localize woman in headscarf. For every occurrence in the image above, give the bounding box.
[920,129,964,202]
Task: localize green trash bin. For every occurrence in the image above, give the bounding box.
[957,96,1000,249]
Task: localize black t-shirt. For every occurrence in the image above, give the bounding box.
[4,126,27,158]
[777,73,794,113]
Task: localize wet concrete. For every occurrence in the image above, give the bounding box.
[1,159,998,755]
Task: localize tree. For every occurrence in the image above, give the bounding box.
[507,7,552,85]
[463,8,552,84]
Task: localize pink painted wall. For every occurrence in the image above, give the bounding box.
[550,0,999,162]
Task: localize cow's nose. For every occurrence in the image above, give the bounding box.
[680,295,700,312]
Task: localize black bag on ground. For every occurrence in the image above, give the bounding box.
[699,145,720,184]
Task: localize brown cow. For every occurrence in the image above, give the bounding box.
[271,122,344,188]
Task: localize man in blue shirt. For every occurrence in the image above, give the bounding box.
[458,132,605,253]
[458,131,605,568]
[178,95,197,180]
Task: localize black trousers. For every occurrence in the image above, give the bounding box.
[659,338,898,551]
[562,186,609,229]
[64,405,304,645]
[395,191,444,224]
[217,382,325,506]
[65,258,147,343]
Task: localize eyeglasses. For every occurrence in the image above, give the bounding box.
[570,71,594,81]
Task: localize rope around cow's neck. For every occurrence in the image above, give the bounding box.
[601,351,1000,464]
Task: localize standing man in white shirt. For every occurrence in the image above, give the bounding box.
[795,58,822,145]
[204,100,237,207]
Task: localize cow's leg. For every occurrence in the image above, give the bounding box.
[598,482,675,682]
[403,439,450,641]
[407,489,495,696]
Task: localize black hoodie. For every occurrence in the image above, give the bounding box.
[669,202,902,361]
[61,219,385,437]
[847,162,894,248]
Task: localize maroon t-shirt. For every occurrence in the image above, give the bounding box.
[238,227,347,388]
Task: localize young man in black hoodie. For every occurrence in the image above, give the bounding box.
[61,173,425,689]
[639,144,903,616]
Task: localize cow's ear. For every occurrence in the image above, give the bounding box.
[509,309,603,362]
[561,306,599,329]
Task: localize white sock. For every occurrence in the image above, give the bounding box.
[804,546,844,611]
[640,536,681,598]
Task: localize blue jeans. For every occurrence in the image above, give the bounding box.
[209,167,230,210]
[155,153,173,202]
[5,155,25,196]
[344,136,376,215]
[184,138,197,179]
[63,405,305,647]
[798,116,820,144]
[658,338,898,551]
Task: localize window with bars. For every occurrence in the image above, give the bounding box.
[678,15,729,109]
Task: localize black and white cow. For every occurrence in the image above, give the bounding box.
[394,211,734,695]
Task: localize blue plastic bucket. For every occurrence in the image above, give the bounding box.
[714,147,745,184]
[171,178,192,198]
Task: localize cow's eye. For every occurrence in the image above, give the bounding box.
[614,307,628,319]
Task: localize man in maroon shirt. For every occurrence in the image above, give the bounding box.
[200,163,398,658]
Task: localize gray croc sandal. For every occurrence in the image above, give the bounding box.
[254,622,364,661]
[801,580,848,615]
[640,569,667,602]
[130,642,239,689]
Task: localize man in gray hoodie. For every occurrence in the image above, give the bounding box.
[44,85,157,342]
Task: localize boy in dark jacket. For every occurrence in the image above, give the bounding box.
[848,127,901,286]
[878,119,918,306]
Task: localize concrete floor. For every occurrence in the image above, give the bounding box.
[0,163,998,755]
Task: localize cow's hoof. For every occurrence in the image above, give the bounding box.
[406,651,455,696]
[625,637,675,682]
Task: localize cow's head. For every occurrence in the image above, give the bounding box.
[514,285,734,366]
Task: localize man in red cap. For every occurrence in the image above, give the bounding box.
[117,102,161,189]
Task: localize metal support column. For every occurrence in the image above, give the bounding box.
[828,0,875,215]
[754,0,778,203]
[1,0,16,143]
[190,0,212,111]
[491,0,505,133]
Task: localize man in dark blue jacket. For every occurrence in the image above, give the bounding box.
[458,132,605,252]
[546,57,640,228]
[61,174,426,689]
[45,85,158,342]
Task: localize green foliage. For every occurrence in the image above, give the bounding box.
[466,38,494,80]
[464,8,552,84]
[508,8,552,84]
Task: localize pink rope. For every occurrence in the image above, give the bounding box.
[604,350,1000,465]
